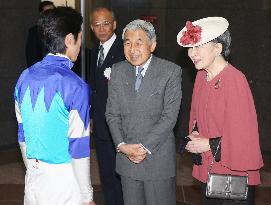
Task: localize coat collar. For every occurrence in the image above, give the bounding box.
[42,54,74,70]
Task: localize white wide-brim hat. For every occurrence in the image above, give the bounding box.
[177,17,229,47]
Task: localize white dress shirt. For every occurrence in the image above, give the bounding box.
[135,54,152,77]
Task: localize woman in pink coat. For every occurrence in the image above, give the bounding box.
[177,17,263,205]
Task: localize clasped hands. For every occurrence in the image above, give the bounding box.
[118,144,147,164]
[185,131,210,154]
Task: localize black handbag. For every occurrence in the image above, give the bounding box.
[206,140,249,200]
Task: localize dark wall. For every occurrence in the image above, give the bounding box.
[90,0,271,151]
[0,1,39,148]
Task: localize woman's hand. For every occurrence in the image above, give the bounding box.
[185,133,210,154]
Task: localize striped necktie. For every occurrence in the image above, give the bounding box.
[135,67,144,91]
[97,45,104,69]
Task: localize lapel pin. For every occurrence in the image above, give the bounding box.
[214,78,221,89]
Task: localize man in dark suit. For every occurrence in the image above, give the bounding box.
[89,7,125,205]
[106,19,182,205]
[25,1,55,67]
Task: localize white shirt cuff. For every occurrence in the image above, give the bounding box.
[140,143,152,154]
[117,142,126,152]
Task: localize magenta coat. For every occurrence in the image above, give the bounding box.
[189,64,263,185]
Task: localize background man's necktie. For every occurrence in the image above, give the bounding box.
[135,67,144,91]
[97,45,104,69]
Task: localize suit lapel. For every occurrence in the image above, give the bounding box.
[123,56,159,102]
[95,42,115,77]
[136,56,158,98]
[102,42,116,68]
[99,38,121,72]
[126,56,159,131]
[91,47,99,82]
[123,63,136,102]
[93,47,99,68]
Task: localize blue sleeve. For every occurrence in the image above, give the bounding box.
[68,83,91,159]
[14,87,25,143]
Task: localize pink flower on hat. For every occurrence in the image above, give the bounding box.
[180,21,202,45]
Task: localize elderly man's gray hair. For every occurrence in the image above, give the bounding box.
[122,19,156,42]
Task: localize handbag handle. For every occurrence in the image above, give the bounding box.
[207,139,248,176]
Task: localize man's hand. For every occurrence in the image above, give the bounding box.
[118,144,146,156]
[118,144,147,163]
[82,201,96,205]
[128,152,147,164]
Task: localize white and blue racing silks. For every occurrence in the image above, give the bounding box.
[14,54,91,164]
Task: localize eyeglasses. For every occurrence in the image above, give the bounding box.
[124,41,144,48]
[92,21,112,29]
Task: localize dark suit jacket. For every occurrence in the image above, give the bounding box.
[106,55,182,180]
[26,25,45,67]
[90,36,125,140]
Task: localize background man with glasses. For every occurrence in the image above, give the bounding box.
[89,7,125,205]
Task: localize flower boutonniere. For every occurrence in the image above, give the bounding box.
[104,67,111,80]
